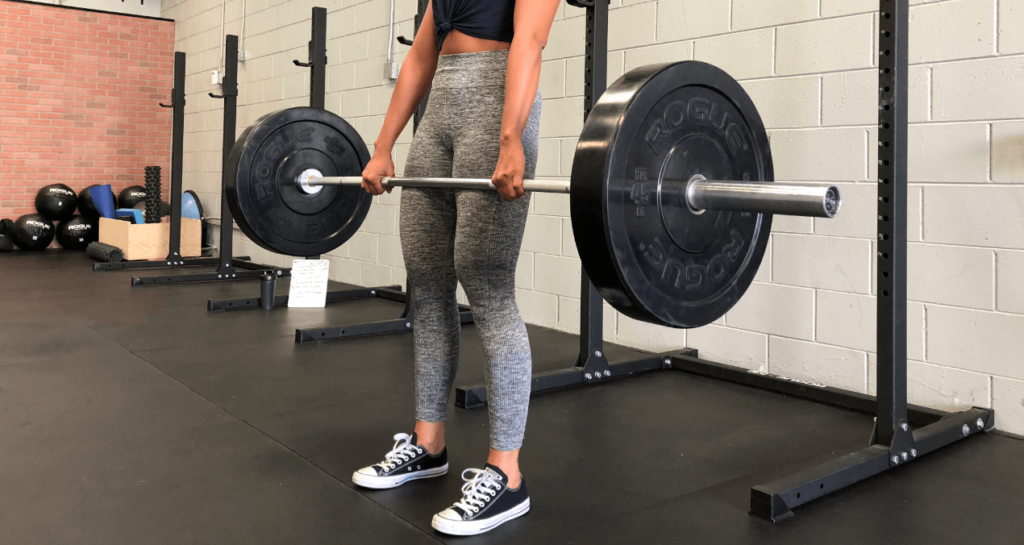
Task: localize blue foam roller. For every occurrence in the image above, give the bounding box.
[89,185,116,219]
[115,209,144,224]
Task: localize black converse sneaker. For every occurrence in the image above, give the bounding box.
[351,433,448,489]
[431,464,530,536]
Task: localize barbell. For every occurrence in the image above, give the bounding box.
[225,61,842,328]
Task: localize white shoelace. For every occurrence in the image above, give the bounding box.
[452,468,503,514]
[377,433,423,472]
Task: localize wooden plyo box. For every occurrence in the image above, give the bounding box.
[98,217,201,261]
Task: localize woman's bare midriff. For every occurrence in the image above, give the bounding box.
[439,29,511,56]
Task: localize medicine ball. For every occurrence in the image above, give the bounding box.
[0,234,13,253]
[10,213,55,251]
[35,183,78,222]
[0,218,13,237]
[56,215,98,250]
[118,185,147,209]
[77,184,102,219]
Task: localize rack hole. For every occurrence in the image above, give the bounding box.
[883,271,889,277]
[883,252,890,259]
[883,216,889,222]
[883,197,890,203]
[883,290,890,297]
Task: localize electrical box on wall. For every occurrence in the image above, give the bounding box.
[211,70,222,85]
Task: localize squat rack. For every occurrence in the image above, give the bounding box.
[455,0,994,523]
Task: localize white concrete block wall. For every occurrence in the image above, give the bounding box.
[163,0,1024,436]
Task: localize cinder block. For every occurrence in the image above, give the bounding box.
[539,60,566,99]
[770,128,868,181]
[868,357,991,413]
[555,297,617,339]
[693,29,775,81]
[993,377,1024,436]
[533,192,570,217]
[754,237,771,283]
[327,256,362,284]
[326,7,357,39]
[821,0,878,17]
[368,85,393,115]
[622,42,694,75]
[996,250,1024,314]
[926,305,1024,379]
[741,76,820,129]
[340,88,369,117]
[392,267,407,288]
[908,123,989,183]
[909,0,996,63]
[776,15,875,77]
[536,139,561,178]
[769,336,868,393]
[516,251,534,289]
[543,16,584,61]
[932,56,1024,121]
[908,184,923,242]
[908,243,994,309]
[355,0,387,30]
[354,57,386,88]
[732,0,818,31]
[376,234,403,268]
[992,122,1024,183]
[562,218,578,259]
[608,2,656,51]
[338,33,369,64]
[813,182,878,239]
[816,290,875,353]
[686,325,768,372]
[559,138,578,176]
[362,204,397,235]
[522,215,563,255]
[772,234,872,293]
[922,185,1024,250]
[725,282,816,340]
[656,0,730,42]
[328,63,355,92]
[347,231,378,262]
[539,97,584,138]
[367,26,392,59]
[534,253,581,298]
[614,311,688,352]
[516,288,558,327]
[361,262,391,284]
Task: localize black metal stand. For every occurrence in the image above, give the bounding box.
[458,0,994,523]
[746,0,993,522]
[131,35,287,286]
[94,52,230,272]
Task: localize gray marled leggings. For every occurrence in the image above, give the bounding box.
[401,50,541,451]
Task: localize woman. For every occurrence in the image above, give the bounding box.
[351,0,561,536]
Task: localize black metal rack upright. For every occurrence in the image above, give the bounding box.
[129,35,287,286]
[94,52,226,272]
[455,0,994,522]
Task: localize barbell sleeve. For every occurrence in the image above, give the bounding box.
[312,176,841,219]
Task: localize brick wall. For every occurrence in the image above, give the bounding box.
[164,0,1024,435]
[0,0,175,218]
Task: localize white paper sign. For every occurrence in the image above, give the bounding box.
[288,259,330,308]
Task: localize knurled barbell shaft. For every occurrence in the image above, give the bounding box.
[311,176,841,219]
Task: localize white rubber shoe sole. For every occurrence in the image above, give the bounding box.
[431,497,530,536]
[351,464,449,490]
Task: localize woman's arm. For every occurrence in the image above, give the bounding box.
[362,3,440,195]
[492,0,562,201]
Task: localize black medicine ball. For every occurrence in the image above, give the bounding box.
[0,218,13,237]
[0,234,13,253]
[35,183,78,222]
[118,185,147,209]
[10,213,55,251]
[77,184,102,219]
[56,215,98,250]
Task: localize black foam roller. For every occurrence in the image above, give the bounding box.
[86,241,124,263]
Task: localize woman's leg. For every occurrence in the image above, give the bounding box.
[451,84,543,487]
[400,90,461,454]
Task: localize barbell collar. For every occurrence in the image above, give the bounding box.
[310,175,841,219]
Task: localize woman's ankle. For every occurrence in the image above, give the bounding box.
[414,421,446,455]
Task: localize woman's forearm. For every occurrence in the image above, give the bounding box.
[499,37,544,147]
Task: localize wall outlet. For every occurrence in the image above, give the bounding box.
[211,70,221,85]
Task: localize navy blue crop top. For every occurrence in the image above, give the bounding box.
[433,0,516,50]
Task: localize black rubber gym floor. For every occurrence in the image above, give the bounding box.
[2,250,1022,544]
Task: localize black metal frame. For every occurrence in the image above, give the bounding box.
[457,0,994,523]
[130,35,287,286]
[94,52,227,272]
